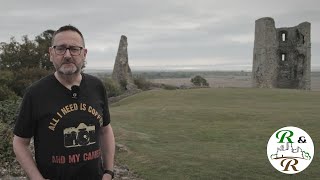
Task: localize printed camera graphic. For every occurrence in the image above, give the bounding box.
[63,123,96,148]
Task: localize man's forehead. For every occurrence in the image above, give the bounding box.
[53,31,83,45]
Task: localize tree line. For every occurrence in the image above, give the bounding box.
[0,30,55,100]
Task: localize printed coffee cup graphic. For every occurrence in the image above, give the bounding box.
[267,126,314,174]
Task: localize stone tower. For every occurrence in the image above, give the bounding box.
[112,35,136,90]
[252,17,311,90]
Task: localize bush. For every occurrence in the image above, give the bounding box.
[0,99,21,125]
[0,70,14,86]
[119,79,128,91]
[10,67,52,96]
[102,78,122,97]
[0,85,18,101]
[0,122,15,165]
[0,99,21,168]
[161,84,178,90]
[134,76,151,90]
[191,75,209,87]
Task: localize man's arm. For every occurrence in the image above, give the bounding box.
[100,124,115,179]
[13,135,45,180]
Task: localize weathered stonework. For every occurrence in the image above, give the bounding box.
[252,17,311,90]
[112,35,136,90]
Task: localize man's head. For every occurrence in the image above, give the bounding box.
[49,25,87,75]
[51,25,85,47]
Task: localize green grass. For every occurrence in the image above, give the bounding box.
[110,88,320,180]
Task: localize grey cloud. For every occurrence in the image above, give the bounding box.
[0,0,319,70]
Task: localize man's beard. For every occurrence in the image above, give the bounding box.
[57,58,83,75]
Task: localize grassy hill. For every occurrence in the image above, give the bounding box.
[111,88,320,180]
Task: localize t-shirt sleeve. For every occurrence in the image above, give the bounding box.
[101,82,111,126]
[14,90,35,138]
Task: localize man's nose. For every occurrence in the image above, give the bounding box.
[64,49,72,57]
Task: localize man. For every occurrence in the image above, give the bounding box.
[13,25,115,180]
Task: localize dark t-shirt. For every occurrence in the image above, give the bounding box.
[14,73,110,180]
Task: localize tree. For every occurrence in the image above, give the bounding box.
[0,36,39,70]
[0,37,21,70]
[191,75,209,87]
[0,30,54,71]
[0,30,54,97]
[35,30,55,70]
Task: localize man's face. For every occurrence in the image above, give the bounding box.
[49,31,87,75]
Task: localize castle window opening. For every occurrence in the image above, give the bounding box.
[281,54,286,61]
[282,33,286,42]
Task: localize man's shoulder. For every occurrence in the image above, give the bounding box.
[83,73,103,85]
[27,74,55,93]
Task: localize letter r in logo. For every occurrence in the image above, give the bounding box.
[276,130,294,143]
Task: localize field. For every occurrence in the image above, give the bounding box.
[150,75,320,90]
[111,88,320,179]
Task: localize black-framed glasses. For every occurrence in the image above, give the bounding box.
[52,45,84,56]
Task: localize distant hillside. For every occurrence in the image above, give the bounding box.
[85,69,320,79]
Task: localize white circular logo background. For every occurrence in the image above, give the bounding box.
[267,126,314,174]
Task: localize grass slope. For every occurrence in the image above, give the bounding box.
[111,88,320,180]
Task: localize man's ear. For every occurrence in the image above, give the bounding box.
[83,48,88,58]
[49,47,53,62]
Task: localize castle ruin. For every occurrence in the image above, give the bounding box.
[112,35,136,90]
[252,17,311,90]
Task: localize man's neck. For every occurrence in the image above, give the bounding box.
[54,71,82,90]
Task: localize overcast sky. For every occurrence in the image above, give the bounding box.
[0,0,319,71]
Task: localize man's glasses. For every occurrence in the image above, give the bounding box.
[52,45,84,56]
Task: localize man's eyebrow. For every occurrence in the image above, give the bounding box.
[54,44,82,47]
[53,44,67,47]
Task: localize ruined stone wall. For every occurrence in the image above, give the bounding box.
[252,17,311,90]
[252,17,279,88]
[112,35,136,90]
